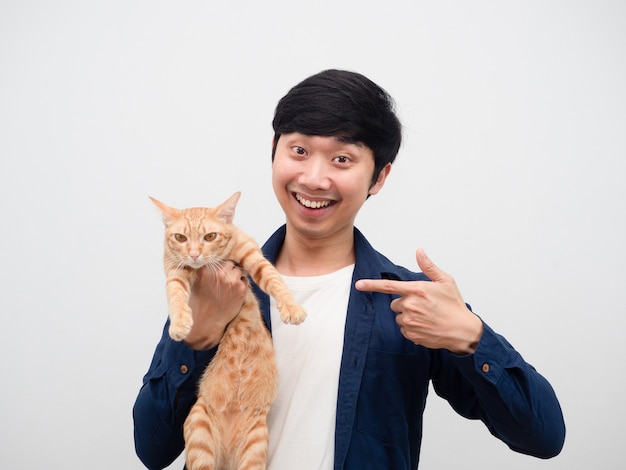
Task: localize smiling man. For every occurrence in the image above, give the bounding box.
[134,69,565,470]
[270,133,389,275]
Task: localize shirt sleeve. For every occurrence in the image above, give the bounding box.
[431,320,566,459]
[133,320,217,470]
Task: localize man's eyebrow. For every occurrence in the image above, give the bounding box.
[334,135,363,147]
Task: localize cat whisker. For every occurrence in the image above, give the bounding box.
[207,258,230,297]
[164,253,186,271]
[200,258,246,297]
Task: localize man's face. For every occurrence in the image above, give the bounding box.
[271,132,389,242]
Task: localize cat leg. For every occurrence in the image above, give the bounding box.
[166,269,196,340]
[242,253,306,325]
[233,411,270,470]
[184,399,220,470]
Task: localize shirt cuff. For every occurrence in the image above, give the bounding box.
[162,336,218,393]
[454,321,519,386]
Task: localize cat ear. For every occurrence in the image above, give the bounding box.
[149,196,180,224]
[217,191,241,223]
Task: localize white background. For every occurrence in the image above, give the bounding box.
[1,1,624,469]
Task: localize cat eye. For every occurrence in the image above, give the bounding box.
[204,232,217,242]
[174,233,187,242]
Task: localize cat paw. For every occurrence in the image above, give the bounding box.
[278,301,307,325]
[168,309,194,341]
[169,322,193,341]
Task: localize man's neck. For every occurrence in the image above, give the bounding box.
[275,227,355,276]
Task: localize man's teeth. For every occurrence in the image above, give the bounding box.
[296,194,332,209]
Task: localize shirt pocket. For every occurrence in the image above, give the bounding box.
[355,349,429,443]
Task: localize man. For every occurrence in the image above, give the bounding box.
[134,69,565,469]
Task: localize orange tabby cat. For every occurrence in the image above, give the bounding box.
[150,192,306,470]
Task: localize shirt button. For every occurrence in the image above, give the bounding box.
[482,363,490,373]
[180,364,189,374]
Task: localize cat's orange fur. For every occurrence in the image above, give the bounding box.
[150,192,306,470]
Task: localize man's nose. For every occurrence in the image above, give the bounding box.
[298,158,331,190]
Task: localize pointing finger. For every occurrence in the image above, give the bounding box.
[355,278,417,296]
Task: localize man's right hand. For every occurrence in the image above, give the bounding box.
[183,260,249,350]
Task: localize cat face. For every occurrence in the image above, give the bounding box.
[163,212,229,269]
[150,193,241,270]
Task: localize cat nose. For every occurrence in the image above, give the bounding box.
[190,252,200,261]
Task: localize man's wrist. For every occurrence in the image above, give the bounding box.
[183,326,225,350]
[450,313,484,355]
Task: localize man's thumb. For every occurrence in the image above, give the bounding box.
[416,248,444,282]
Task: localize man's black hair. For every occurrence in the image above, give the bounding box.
[272,69,402,185]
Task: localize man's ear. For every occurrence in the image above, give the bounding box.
[368,163,392,196]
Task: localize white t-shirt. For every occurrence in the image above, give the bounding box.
[267,264,354,470]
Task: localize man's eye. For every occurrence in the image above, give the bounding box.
[334,155,349,163]
[293,146,306,155]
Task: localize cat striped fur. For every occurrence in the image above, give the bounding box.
[151,192,306,470]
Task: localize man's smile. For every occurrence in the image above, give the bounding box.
[294,193,335,209]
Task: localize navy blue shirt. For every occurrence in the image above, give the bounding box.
[133,226,565,469]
